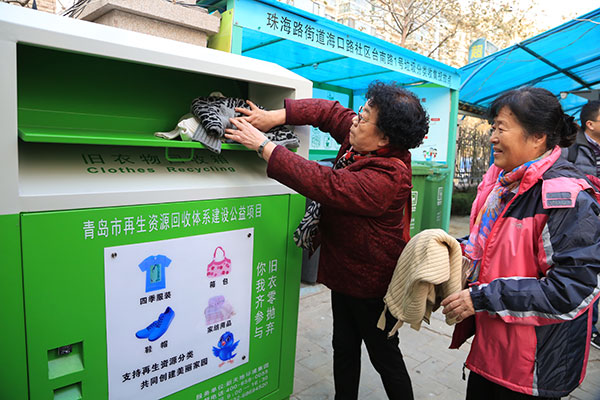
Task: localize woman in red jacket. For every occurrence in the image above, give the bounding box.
[442,87,600,399]
[225,81,429,400]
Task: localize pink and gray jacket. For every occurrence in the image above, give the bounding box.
[454,146,600,397]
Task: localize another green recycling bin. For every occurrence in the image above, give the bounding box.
[409,164,433,237]
[421,165,450,230]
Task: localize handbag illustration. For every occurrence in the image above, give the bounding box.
[204,295,235,325]
[207,246,231,278]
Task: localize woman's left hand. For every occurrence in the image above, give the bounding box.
[225,117,268,151]
[441,289,475,323]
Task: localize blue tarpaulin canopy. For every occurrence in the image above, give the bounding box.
[200,0,460,94]
[459,8,600,119]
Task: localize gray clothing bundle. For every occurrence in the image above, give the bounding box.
[190,96,299,153]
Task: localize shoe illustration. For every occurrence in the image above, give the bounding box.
[212,331,239,367]
[135,307,175,342]
[135,320,159,339]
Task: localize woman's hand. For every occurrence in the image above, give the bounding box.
[224,117,268,151]
[235,100,286,132]
[441,289,475,323]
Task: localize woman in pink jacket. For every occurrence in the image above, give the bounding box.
[442,87,600,399]
[225,81,429,400]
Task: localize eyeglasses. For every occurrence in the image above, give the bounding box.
[357,105,376,125]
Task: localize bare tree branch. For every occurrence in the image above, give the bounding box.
[3,0,31,5]
[367,0,541,67]
[427,23,460,57]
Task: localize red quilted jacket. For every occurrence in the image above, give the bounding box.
[267,99,412,298]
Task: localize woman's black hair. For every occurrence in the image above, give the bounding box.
[488,87,578,149]
[365,81,429,150]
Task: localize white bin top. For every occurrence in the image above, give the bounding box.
[0,4,313,214]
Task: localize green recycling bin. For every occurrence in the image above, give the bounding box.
[410,164,433,237]
[421,164,450,230]
[0,7,313,400]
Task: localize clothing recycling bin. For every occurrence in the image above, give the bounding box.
[409,163,433,237]
[0,5,312,400]
[421,165,450,230]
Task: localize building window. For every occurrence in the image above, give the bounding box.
[313,3,321,15]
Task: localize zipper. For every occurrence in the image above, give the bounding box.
[479,190,520,275]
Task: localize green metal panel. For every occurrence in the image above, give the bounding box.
[273,193,303,397]
[18,128,249,150]
[21,195,299,399]
[0,214,29,400]
[421,170,448,230]
[312,83,354,102]
[442,89,459,231]
[231,25,244,56]
[208,9,235,52]
[16,44,249,150]
[307,149,339,161]
[409,164,432,237]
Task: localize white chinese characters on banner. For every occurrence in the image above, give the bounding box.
[84,204,263,240]
[104,228,253,399]
[194,362,270,399]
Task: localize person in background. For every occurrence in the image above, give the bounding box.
[561,100,600,350]
[224,81,429,400]
[441,87,600,399]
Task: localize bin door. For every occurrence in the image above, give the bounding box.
[21,195,295,400]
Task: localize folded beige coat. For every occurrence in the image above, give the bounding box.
[377,229,463,335]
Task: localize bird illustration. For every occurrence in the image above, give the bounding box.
[212,331,239,367]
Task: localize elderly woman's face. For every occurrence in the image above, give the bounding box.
[350,102,389,152]
[490,107,547,172]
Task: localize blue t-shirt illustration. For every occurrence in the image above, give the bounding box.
[138,255,171,292]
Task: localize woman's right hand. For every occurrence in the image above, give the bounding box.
[235,100,286,132]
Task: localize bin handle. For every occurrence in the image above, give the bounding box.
[165,147,194,162]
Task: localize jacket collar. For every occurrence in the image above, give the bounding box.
[518,146,562,194]
[481,146,562,196]
[339,137,412,168]
[472,147,561,228]
[576,130,591,147]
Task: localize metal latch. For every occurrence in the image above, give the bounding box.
[57,345,72,356]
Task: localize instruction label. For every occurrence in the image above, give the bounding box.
[104,228,253,399]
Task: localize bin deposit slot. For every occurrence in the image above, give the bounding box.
[48,341,83,379]
[53,382,82,400]
[16,44,251,152]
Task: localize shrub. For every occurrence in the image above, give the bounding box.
[451,188,477,216]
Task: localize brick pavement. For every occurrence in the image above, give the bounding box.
[291,216,600,400]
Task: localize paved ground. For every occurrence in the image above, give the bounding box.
[291,216,600,400]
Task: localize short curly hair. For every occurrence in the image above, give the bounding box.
[365,81,429,150]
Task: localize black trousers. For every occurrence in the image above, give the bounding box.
[466,371,560,400]
[331,291,413,400]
